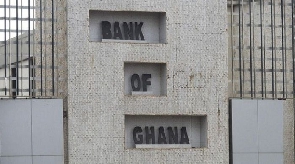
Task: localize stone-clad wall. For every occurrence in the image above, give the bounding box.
[67,0,228,163]
[283,100,294,163]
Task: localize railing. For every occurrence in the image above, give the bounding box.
[228,0,295,99]
[0,0,66,98]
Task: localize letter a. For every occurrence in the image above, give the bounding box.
[180,127,190,144]
[113,22,123,39]
[158,126,167,144]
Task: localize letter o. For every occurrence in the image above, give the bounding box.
[131,74,141,91]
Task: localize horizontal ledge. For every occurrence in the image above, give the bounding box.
[135,144,192,149]
[102,39,148,43]
[131,91,153,95]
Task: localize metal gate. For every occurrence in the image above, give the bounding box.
[0,0,66,98]
[228,0,295,99]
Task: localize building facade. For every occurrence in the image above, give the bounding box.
[0,0,294,163]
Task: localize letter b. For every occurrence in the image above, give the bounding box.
[102,21,112,39]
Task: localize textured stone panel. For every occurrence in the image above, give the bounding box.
[68,0,229,163]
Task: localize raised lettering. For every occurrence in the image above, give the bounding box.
[131,74,141,91]
[180,127,190,144]
[135,22,144,40]
[123,22,134,40]
[133,126,143,144]
[142,74,151,91]
[102,21,112,39]
[145,126,155,144]
[167,127,178,144]
[113,22,123,39]
[158,126,167,144]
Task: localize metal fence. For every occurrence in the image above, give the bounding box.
[0,0,65,98]
[228,0,295,99]
[1,0,294,99]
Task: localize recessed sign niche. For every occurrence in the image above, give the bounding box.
[124,62,166,96]
[89,11,166,43]
[125,115,207,149]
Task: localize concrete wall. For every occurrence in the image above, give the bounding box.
[68,0,228,163]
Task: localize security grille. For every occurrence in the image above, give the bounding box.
[228,0,295,99]
[0,0,65,98]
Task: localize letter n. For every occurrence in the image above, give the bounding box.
[123,22,134,40]
[167,127,178,144]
